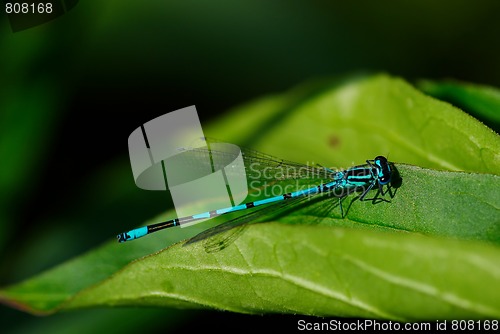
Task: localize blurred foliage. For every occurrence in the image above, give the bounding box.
[1,0,500,333]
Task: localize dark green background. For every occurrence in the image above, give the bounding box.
[1,1,500,332]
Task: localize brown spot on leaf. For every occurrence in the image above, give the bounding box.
[328,135,341,148]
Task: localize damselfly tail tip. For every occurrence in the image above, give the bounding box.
[117,233,128,243]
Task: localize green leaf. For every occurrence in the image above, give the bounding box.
[3,222,500,321]
[67,224,500,321]
[209,74,500,174]
[418,79,500,132]
[1,164,498,318]
[1,74,499,320]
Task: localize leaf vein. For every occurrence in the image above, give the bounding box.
[342,255,499,317]
[164,264,401,320]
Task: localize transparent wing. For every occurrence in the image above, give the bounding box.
[170,137,344,251]
[184,193,318,252]
[172,138,335,184]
